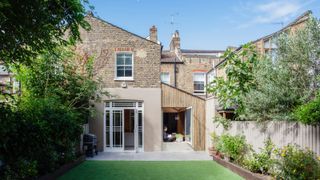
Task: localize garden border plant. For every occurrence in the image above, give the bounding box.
[210,132,320,179]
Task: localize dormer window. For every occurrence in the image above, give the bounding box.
[115,53,133,80]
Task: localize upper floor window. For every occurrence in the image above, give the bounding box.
[193,72,205,94]
[161,72,170,84]
[115,53,133,80]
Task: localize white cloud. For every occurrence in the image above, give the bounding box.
[237,0,314,28]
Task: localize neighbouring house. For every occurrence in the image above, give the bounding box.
[0,63,19,97]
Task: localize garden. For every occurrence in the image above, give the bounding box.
[0,1,102,179]
[207,17,320,179]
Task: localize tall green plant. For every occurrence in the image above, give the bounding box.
[15,46,104,121]
[242,17,320,121]
[207,43,258,115]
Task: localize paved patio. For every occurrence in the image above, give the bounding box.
[87,151,212,161]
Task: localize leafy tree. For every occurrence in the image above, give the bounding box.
[0,0,91,65]
[207,43,258,115]
[242,17,320,121]
[15,46,104,121]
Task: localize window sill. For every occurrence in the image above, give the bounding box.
[114,78,134,81]
[193,92,205,96]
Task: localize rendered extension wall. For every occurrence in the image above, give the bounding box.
[89,88,162,152]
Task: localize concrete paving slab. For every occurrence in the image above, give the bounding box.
[87,151,211,161]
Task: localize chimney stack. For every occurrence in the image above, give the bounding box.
[170,30,180,54]
[149,25,158,43]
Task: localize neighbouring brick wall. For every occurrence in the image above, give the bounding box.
[161,55,220,95]
[160,64,176,86]
[76,15,161,88]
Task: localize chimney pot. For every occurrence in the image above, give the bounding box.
[149,25,158,43]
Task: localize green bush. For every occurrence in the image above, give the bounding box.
[210,132,219,148]
[3,159,38,180]
[216,134,248,164]
[0,97,83,178]
[294,95,320,125]
[244,139,275,174]
[273,144,320,179]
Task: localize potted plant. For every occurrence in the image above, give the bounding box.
[209,132,220,156]
[175,134,184,142]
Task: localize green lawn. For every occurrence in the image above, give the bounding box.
[59,161,243,180]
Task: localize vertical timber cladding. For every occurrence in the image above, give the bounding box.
[161,83,206,150]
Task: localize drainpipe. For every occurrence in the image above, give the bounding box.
[174,57,177,87]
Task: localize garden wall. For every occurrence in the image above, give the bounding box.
[206,98,320,155]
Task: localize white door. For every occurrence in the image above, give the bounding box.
[112,110,124,150]
[134,109,138,152]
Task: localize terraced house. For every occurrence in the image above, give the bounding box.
[78,11,310,153]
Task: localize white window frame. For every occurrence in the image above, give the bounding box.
[104,101,144,152]
[114,52,134,81]
[193,72,206,95]
[160,72,170,84]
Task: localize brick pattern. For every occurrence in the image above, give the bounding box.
[161,55,220,95]
[76,15,161,88]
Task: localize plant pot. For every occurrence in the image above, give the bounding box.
[208,147,217,156]
[214,151,223,159]
[224,156,230,162]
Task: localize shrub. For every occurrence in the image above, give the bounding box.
[244,139,275,174]
[294,95,320,125]
[273,144,320,179]
[210,132,219,148]
[3,159,38,180]
[0,97,83,178]
[216,134,248,164]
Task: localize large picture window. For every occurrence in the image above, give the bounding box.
[116,53,133,80]
[193,72,205,94]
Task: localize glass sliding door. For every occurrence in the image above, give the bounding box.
[185,108,192,144]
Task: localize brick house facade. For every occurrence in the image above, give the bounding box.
[77,14,162,152]
[160,31,224,97]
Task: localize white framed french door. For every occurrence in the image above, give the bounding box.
[104,101,144,152]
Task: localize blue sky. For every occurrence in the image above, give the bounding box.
[88,0,320,50]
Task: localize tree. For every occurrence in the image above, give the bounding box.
[15,46,104,121]
[0,0,91,65]
[242,17,320,121]
[207,43,258,115]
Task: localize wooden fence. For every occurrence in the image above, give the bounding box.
[213,121,320,155]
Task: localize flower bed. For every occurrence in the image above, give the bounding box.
[210,132,320,179]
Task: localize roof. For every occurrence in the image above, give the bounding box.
[181,49,225,54]
[181,49,224,58]
[208,10,312,72]
[161,51,183,63]
[86,13,160,46]
[252,10,312,43]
